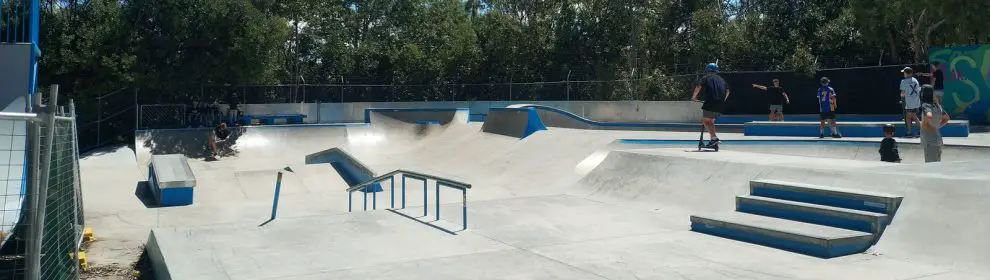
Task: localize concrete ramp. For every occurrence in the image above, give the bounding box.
[365,108,469,125]
[481,108,547,138]
[570,149,990,272]
[510,104,705,132]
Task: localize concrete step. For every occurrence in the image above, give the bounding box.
[736,195,889,235]
[749,179,903,215]
[690,212,874,258]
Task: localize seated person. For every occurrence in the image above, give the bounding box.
[209,122,231,156]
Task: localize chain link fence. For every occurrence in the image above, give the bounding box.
[0,87,84,280]
[137,104,186,130]
[39,113,83,280]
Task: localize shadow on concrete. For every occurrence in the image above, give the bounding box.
[137,127,242,160]
[387,209,459,235]
[134,181,160,209]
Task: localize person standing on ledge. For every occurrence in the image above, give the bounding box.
[816,77,842,138]
[752,78,790,121]
[900,67,922,138]
[692,63,730,148]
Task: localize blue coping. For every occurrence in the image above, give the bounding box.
[363,108,469,124]
[239,114,307,125]
[750,186,889,214]
[736,200,878,234]
[618,139,883,146]
[488,107,548,138]
[744,122,969,137]
[415,120,441,125]
[718,115,903,124]
[690,221,870,258]
[329,162,383,193]
[617,139,990,149]
[516,104,700,129]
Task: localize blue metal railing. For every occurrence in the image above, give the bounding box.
[1,0,39,44]
[347,169,471,231]
[2,0,41,108]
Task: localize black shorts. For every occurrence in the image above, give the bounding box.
[819,112,836,120]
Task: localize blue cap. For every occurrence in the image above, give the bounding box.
[705,63,719,73]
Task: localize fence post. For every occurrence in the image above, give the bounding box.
[96,94,101,145]
[270,172,283,220]
[26,85,60,279]
[69,99,84,276]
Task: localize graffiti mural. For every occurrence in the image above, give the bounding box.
[930,45,990,125]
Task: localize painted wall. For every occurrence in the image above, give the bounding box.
[930,45,990,124]
[0,44,32,235]
[226,101,703,125]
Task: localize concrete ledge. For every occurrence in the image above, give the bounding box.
[306,147,383,192]
[736,195,888,234]
[744,120,970,137]
[750,179,903,215]
[691,212,874,258]
[148,154,196,207]
[481,108,547,138]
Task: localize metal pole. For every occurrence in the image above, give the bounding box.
[27,85,59,279]
[363,188,368,211]
[69,99,83,276]
[270,172,284,220]
[462,189,467,230]
[24,91,43,279]
[134,88,139,130]
[96,93,101,144]
[401,175,406,209]
[348,191,352,212]
[423,180,428,217]
[566,70,572,101]
[372,185,377,210]
[340,76,345,103]
[435,182,441,221]
[390,177,395,209]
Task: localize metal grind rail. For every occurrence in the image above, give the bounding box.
[346,170,471,231]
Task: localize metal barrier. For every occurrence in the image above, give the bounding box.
[346,170,471,231]
[0,86,84,279]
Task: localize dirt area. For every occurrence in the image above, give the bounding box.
[80,244,154,280]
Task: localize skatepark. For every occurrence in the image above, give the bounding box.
[77,105,990,279]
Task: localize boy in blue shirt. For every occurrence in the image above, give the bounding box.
[817,77,842,138]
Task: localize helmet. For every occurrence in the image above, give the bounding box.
[820,77,830,85]
[705,63,719,73]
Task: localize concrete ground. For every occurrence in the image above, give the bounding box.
[79,119,990,279]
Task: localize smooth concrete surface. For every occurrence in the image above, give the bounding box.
[78,108,990,278]
[149,154,196,188]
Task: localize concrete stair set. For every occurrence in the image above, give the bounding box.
[691,179,903,258]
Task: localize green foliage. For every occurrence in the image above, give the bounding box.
[34,0,990,102]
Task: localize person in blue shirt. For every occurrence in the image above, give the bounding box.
[817,77,842,138]
[691,63,730,147]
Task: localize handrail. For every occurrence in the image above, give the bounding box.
[0,112,41,122]
[347,169,471,192]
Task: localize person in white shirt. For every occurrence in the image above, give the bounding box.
[899,67,922,138]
